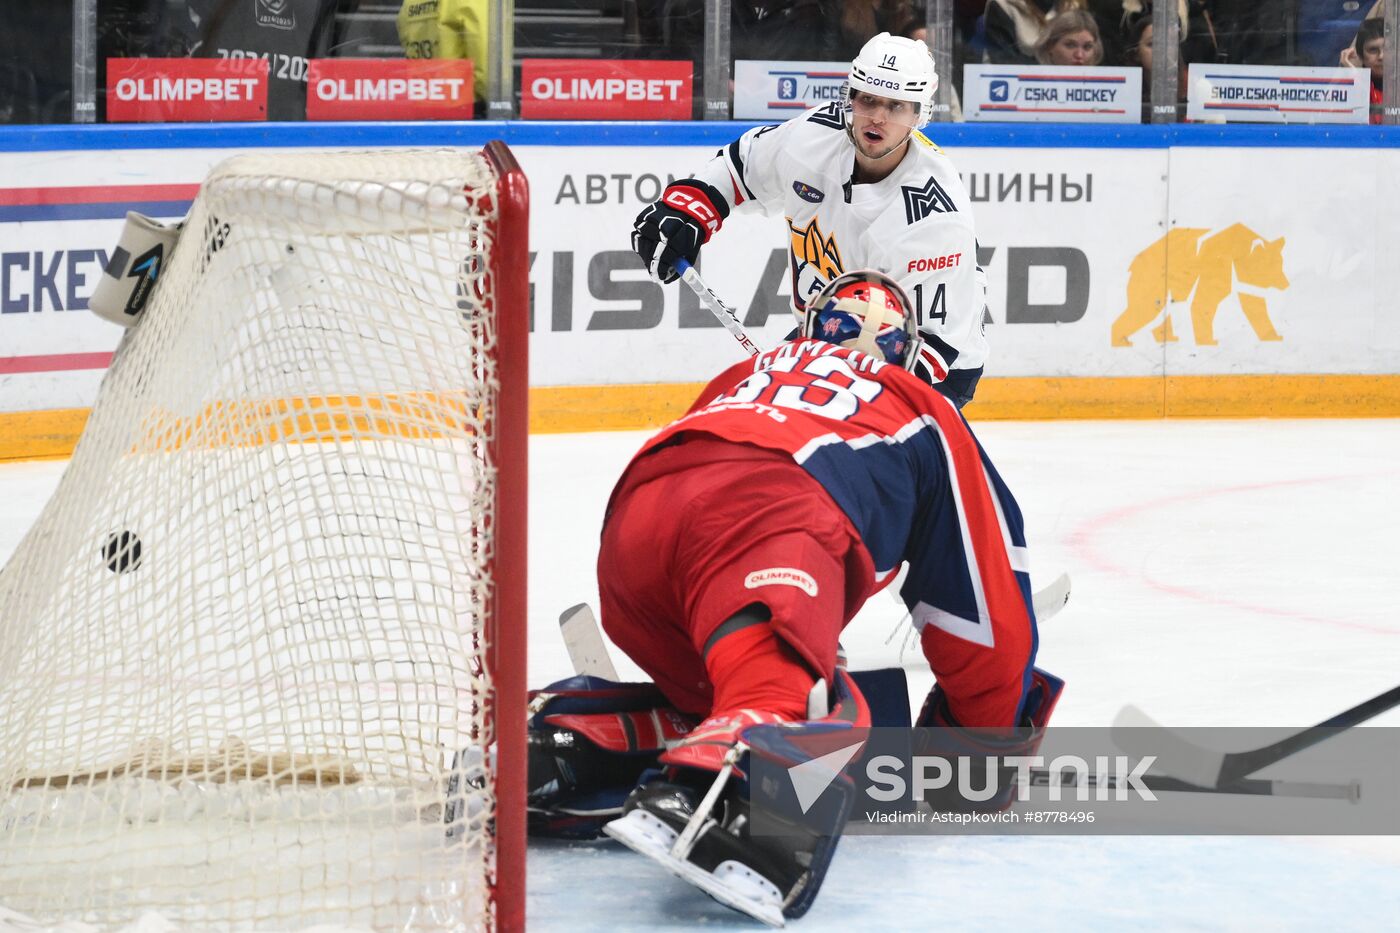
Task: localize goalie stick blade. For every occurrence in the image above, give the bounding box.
[558,603,620,681]
[1032,572,1071,622]
[1111,704,1228,789]
[605,810,786,928]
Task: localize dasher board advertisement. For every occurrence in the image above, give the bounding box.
[733,61,849,120]
[305,59,473,121]
[520,60,692,120]
[1186,63,1369,124]
[106,58,269,122]
[963,65,1142,123]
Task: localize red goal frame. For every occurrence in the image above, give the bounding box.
[483,139,528,933]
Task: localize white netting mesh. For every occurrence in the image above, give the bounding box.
[0,149,510,931]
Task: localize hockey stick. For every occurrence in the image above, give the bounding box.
[564,574,1069,683]
[559,603,620,680]
[673,258,763,358]
[890,572,1072,669]
[1032,572,1072,622]
[1025,768,1359,802]
[1112,683,1400,788]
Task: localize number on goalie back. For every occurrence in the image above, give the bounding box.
[711,352,884,421]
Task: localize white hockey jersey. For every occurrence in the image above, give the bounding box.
[693,102,988,381]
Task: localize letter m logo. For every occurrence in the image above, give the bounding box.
[901,177,957,225]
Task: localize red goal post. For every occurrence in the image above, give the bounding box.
[0,142,530,932]
[483,139,529,933]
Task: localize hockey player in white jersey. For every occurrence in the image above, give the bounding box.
[631,32,989,406]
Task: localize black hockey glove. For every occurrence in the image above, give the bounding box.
[631,179,729,284]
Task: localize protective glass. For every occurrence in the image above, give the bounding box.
[848,91,921,128]
[812,306,911,365]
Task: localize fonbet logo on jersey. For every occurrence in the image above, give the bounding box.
[743,567,818,597]
[1113,223,1288,347]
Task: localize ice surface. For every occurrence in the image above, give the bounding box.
[4,419,1398,930]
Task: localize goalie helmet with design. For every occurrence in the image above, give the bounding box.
[803,269,923,370]
[845,31,939,129]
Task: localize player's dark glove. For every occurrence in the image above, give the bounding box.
[631,179,729,284]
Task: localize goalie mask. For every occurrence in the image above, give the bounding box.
[803,270,921,369]
[845,32,939,129]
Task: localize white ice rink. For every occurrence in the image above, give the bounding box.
[3,418,1398,930]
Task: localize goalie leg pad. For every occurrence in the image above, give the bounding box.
[605,670,869,924]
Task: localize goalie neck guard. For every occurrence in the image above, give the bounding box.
[846,31,939,128]
[803,269,922,370]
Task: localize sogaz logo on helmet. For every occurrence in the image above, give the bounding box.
[865,75,903,91]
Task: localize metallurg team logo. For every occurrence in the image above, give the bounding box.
[1113,223,1288,347]
[901,176,958,224]
[789,216,844,282]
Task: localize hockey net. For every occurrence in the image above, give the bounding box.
[0,145,528,931]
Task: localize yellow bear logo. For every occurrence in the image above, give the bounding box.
[1111,224,1288,347]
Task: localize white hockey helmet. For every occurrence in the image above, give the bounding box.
[803,269,922,369]
[847,32,939,128]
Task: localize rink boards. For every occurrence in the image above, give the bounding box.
[1,122,1399,458]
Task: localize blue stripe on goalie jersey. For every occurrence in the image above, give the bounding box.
[798,422,1031,628]
[797,435,921,574]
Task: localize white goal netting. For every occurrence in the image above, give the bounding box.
[0,149,522,931]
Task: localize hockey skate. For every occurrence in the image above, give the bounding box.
[604,672,869,926]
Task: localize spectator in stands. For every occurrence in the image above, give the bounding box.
[1124,7,1211,120]
[1085,0,1133,67]
[832,0,925,59]
[1123,11,1149,111]
[397,0,490,113]
[180,0,339,121]
[983,0,1087,64]
[665,0,830,69]
[1208,0,1287,65]
[1114,1,1217,66]
[1344,17,1385,124]
[1035,10,1103,64]
[0,5,75,122]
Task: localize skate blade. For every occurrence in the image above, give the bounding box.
[604,810,786,928]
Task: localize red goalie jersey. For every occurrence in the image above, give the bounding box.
[599,338,1043,728]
